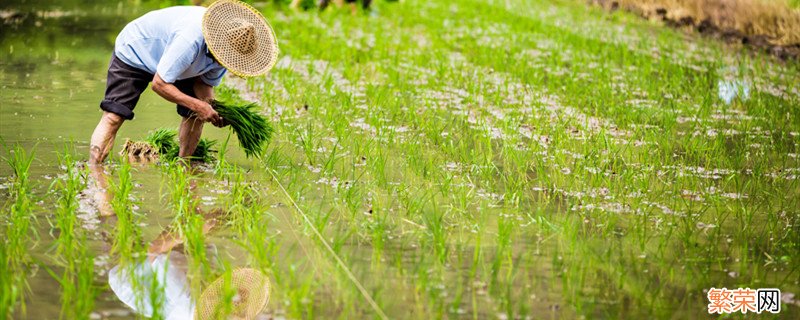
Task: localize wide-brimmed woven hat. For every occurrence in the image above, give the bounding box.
[195,268,271,320]
[203,0,279,77]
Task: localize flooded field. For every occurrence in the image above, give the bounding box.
[1,0,799,318]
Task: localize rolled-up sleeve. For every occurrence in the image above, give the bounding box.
[156,36,199,84]
[200,66,226,87]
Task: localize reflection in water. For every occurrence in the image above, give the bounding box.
[109,251,193,319]
[718,79,751,104]
[91,162,270,319]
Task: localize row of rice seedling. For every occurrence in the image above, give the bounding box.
[1,145,36,318]
[110,160,145,265]
[48,150,98,319]
[156,155,278,318]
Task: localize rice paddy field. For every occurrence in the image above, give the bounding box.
[1,0,799,318]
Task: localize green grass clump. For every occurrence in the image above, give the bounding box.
[212,100,273,158]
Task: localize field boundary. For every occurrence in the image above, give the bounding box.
[590,0,800,60]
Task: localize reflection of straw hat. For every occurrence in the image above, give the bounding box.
[195,268,271,320]
[203,0,279,77]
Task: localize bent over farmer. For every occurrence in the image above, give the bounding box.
[89,0,278,164]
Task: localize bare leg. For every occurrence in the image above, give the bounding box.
[89,112,124,164]
[88,163,115,217]
[88,112,124,217]
[179,116,204,159]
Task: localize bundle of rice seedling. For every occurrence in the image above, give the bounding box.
[212,100,273,158]
[121,128,217,163]
[145,128,178,155]
[191,138,217,163]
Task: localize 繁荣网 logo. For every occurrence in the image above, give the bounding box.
[707,287,780,314]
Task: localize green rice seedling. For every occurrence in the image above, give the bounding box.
[3,144,35,261]
[162,162,212,296]
[144,128,178,156]
[47,241,97,320]
[296,123,318,166]
[145,263,167,320]
[240,206,280,272]
[193,138,218,163]
[0,237,19,318]
[491,215,514,287]
[52,155,80,260]
[110,159,143,265]
[223,167,248,225]
[366,203,387,264]
[422,207,448,265]
[164,161,194,223]
[214,132,234,177]
[1,144,35,318]
[225,169,280,271]
[0,239,20,319]
[284,264,316,319]
[207,262,236,319]
[212,100,274,158]
[182,211,212,297]
[51,150,97,320]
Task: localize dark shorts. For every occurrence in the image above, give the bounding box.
[100,53,197,120]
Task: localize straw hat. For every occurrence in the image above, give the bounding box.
[203,0,279,77]
[195,268,271,320]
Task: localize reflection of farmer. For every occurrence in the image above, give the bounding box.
[107,208,271,320]
[90,168,271,319]
[89,0,278,164]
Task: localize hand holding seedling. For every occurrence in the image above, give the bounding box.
[212,100,273,158]
[195,101,225,127]
[193,81,227,128]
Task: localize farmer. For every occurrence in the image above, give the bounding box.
[88,0,278,164]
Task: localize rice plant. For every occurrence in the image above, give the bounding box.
[182,209,212,299]
[50,150,97,319]
[144,128,178,155]
[1,144,35,318]
[110,159,144,265]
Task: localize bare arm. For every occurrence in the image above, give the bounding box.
[193,78,215,102]
[151,73,223,126]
